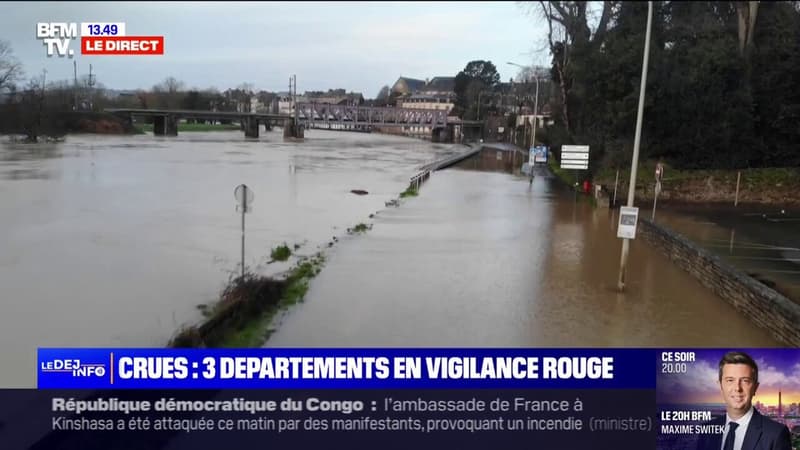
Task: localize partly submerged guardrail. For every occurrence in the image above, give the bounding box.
[408,144,482,192]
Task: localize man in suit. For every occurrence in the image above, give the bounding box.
[698,351,792,450]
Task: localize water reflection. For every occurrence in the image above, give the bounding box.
[267,169,778,348]
[0,141,63,162]
[655,206,800,302]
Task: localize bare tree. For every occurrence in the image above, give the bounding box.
[163,76,184,94]
[0,40,24,92]
[18,71,48,142]
[538,1,617,138]
[153,76,185,109]
[735,1,759,59]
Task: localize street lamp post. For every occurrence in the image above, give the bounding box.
[477,91,482,121]
[477,91,485,141]
[531,76,540,148]
[507,62,541,149]
[617,1,653,291]
[507,62,530,162]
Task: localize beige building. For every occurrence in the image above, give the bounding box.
[391,76,455,109]
[389,76,457,136]
[398,94,453,111]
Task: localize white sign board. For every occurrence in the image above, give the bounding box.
[560,145,590,170]
[617,206,639,239]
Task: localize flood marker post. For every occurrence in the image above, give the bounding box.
[234,184,254,279]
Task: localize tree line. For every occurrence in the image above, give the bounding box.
[0,42,279,140]
[536,1,800,170]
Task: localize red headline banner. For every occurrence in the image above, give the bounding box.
[81,36,164,55]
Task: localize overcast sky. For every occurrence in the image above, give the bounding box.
[2,1,549,97]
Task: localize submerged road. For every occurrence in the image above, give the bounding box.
[267,164,778,347]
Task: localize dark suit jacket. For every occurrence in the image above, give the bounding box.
[696,409,792,450]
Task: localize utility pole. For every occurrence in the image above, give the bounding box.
[73,61,78,111]
[36,69,47,140]
[87,64,96,110]
[292,74,299,128]
[476,91,484,141]
[617,1,653,291]
[531,74,540,148]
[476,91,482,121]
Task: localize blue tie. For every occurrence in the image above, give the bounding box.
[723,422,739,450]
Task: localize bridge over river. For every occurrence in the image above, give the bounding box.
[107,105,481,141]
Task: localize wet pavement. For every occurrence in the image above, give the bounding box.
[0,130,456,387]
[266,163,779,348]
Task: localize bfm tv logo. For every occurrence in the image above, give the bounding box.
[41,359,106,377]
[36,22,164,57]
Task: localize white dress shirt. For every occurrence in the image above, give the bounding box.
[721,406,755,450]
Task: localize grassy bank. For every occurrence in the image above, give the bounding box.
[548,157,581,189]
[222,253,326,347]
[594,162,800,206]
[399,186,419,198]
[137,122,242,133]
[171,253,326,348]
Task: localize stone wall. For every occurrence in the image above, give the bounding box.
[638,219,800,346]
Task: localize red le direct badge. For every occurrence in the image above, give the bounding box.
[82,36,164,55]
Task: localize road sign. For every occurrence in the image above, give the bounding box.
[560,145,589,170]
[234,184,254,208]
[531,146,548,164]
[617,206,640,239]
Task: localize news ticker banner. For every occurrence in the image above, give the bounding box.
[22,348,800,449]
[36,22,163,56]
[37,348,645,389]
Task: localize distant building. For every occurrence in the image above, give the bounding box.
[250,91,277,114]
[391,76,455,111]
[305,90,364,106]
[389,75,458,137]
[275,91,307,116]
[250,97,267,113]
[421,76,455,98]
[104,89,137,99]
[390,77,427,98]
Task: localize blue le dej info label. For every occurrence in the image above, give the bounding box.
[37,348,656,389]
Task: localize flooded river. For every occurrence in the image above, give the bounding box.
[267,163,779,348]
[0,132,781,387]
[653,205,800,302]
[0,129,454,387]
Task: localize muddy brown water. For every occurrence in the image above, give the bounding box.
[0,130,457,387]
[266,164,779,348]
[650,205,800,303]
